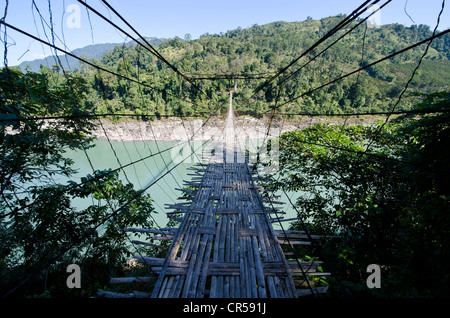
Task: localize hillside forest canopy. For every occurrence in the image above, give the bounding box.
[18,16,450,119]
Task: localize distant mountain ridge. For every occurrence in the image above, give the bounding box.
[18,37,167,72]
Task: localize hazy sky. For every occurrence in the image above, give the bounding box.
[1,0,449,66]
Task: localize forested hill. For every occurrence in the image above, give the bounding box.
[28,15,450,117]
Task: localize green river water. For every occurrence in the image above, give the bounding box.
[62,139,298,229]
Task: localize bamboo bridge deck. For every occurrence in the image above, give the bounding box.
[98,94,330,298]
[153,155,300,298]
[99,150,330,298]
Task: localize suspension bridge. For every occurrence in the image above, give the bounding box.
[2,0,447,300]
[97,92,330,298]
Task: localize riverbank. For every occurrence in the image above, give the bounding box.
[90,115,382,141]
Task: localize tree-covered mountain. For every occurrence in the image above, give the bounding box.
[24,16,450,117]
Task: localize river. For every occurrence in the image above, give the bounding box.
[63,138,299,230]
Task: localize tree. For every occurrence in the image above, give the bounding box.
[0,68,156,297]
[261,91,450,297]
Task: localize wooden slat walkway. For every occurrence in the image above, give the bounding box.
[150,155,299,298]
[134,142,331,298]
[98,95,330,298]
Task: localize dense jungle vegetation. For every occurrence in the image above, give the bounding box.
[260,91,450,297]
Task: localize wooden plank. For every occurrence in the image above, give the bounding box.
[291,271,331,277]
[165,202,191,208]
[196,196,218,297]
[150,207,196,297]
[221,185,237,189]
[97,290,151,298]
[239,237,249,297]
[286,260,323,268]
[252,234,267,297]
[190,209,206,214]
[245,165,297,299]
[179,215,199,261]
[166,210,188,215]
[224,215,232,298]
[181,253,198,297]
[151,236,174,241]
[247,233,258,298]
[158,277,168,297]
[122,228,175,235]
[229,215,237,297]
[196,233,214,297]
[187,232,209,297]
[253,212,279,297]
[296,286,329,297]
[133,256,164,266]
[252,209,286,215]
[278,239,312,245]
[262,200,285,205]
[175,188,196,192]
[217,214,227,298]
[146,158,323,299]
[276,232,342,240]
[270,217,299,223]
[238,228,258,237]
[131,240,168,250]
[217,208,239,214]
[172,275,186,298]
[168,275,181,298]
[167,216,183,222]
[162,276,175,298]
[109,276,156,284]
[197,226,216,235]
[210,214,223,298]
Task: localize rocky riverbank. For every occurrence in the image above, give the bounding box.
[90,116,378,142]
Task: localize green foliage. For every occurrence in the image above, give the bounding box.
[264,91,450,297]
[0,68,156,297]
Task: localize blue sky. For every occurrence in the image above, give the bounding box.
[2,0,449,66]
